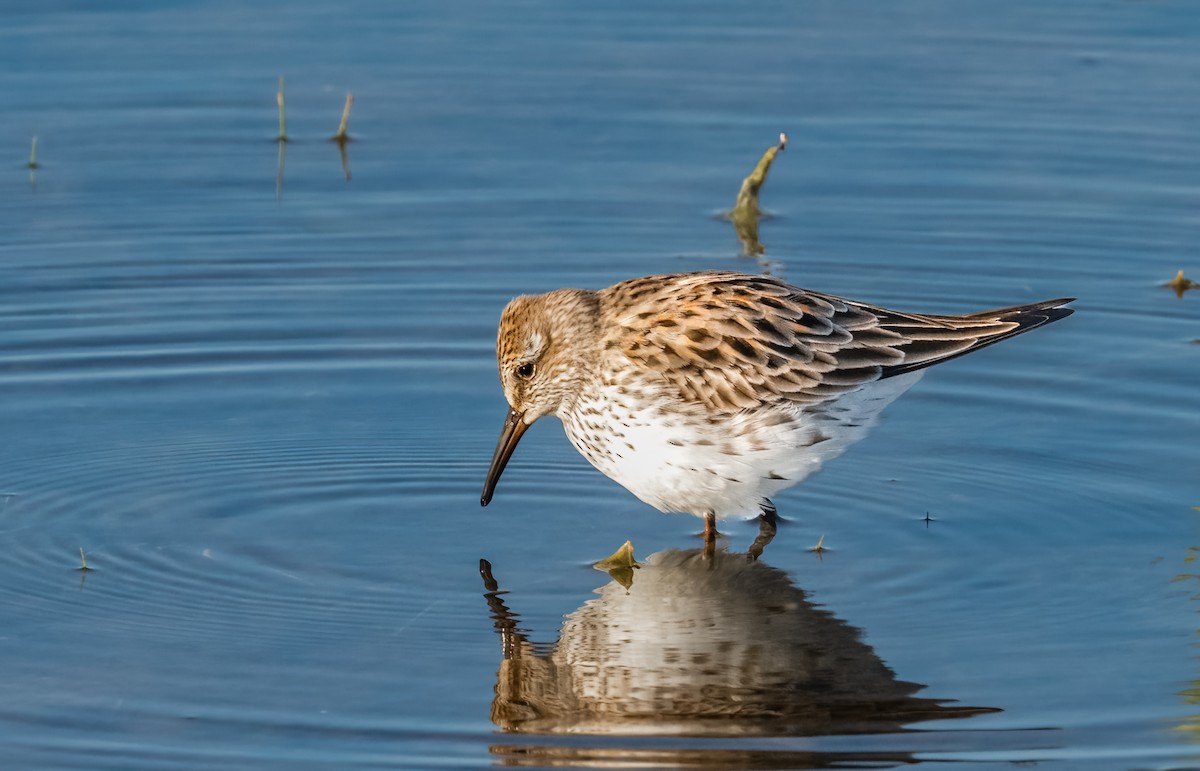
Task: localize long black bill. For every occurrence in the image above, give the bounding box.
[481,408,529,507]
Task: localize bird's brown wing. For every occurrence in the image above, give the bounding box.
[607,271,1072,414]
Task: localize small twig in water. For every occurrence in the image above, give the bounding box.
[808,533,826,554]
[77,547,91,572]
[28,136,39,169]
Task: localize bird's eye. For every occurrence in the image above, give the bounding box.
[515,362,535,380]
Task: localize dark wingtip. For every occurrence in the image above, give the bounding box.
[879,296,1076,379]
[481,494,491,507]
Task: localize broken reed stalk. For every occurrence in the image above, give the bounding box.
[727,133,788,257]
[276,76,288,143]
[732,132,787,217]
[28,135,39,169]
[333,93,354,143]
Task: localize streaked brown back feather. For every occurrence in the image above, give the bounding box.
[603,271,1073,414]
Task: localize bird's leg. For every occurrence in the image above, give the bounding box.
[748,499,778,561]
[700,512,722,559]
[758,498,778,530]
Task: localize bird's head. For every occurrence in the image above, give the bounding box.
[481,289,600,506]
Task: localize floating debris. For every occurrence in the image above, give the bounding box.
[276,76,288,143]
[807,533,827,554]
[594,540,638,589]
[726,133,787,257]
[77,547,91,572]
[1165,269,1198,299]
[595,540,636,570]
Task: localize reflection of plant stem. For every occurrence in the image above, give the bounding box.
[276,76,288,143]
[276,139,286,201]
[337,140,352,181]
[1174,546,1200,737]
[333,93,353,142]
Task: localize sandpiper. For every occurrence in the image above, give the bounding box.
[481,270,1072,543]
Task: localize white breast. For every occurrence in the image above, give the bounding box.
[560,372,923,519]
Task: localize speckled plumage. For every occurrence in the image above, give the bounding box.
[482,270,1072,528]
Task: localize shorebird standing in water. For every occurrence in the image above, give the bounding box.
[481,270,1072,544]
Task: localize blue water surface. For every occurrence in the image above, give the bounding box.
[1,1,1199,769]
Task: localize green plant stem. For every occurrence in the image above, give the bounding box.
[277,77,287,143]
[334,93,353,142]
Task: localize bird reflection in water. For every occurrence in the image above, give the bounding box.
[480,547,996,767]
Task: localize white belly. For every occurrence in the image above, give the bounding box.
[561,372,922,519]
